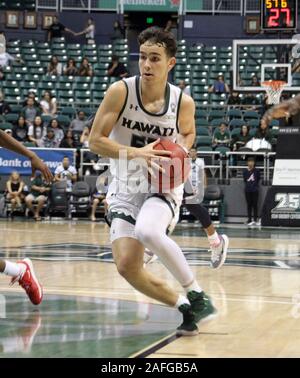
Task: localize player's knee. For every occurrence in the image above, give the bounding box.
[116,258,137,279]
[135,225,154,246]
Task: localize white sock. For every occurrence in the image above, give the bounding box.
[175,294,190,308]
[208,232,221,247]
[3,261,23,277]
[184,280,203,295]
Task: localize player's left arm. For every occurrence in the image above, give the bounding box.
[176,93,196,152]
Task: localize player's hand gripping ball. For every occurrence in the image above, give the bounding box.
[148,139,190,192]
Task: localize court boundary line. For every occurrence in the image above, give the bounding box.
[130,332,180,358]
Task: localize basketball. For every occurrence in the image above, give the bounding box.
[148,139,190,192]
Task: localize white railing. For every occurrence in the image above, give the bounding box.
[37,0,59,10]
[183,0,243,15]
[61,0,118,11]
[244,0,260,14]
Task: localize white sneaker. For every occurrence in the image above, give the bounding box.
[247,221,255,226]
[210,234,229,269]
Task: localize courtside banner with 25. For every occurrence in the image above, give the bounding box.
[0,148,75,175]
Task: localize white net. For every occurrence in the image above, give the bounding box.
[261,81,286,105]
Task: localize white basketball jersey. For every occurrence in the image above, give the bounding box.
[109,75,182,182]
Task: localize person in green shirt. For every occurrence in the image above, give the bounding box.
[212,122,231,149]
[231,124,251,151]
[25,172,51,221]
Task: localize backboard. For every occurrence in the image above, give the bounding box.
[232,37,300,92]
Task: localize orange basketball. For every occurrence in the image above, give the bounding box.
[148,139,191,192]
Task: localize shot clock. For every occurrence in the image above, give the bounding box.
[261,0,298,31]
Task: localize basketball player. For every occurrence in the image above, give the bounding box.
[0,128,53,305]
[89,27,227,335]
[183,147,229,268]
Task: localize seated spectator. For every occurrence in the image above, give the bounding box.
[177,80,191,96]
[12,115,28,142]
[90,176,108,222]
[78,57,93,77]
[39,127,60,148]
[22,91,40,108]
[241,93,260,106]
[212,122,231,149]
[60,130,76,148]
[107,55,128,79]
[21,98,41,127]
[63,58,78,76]
[251,75,260,86]
[6,171,25,214]
[0,90,11,115]
[54,156,77,190]
[40,91,57,116]
[208,75,230,94]
[28,115,45,146]
[69,110,87,133]
[231,125,251,151]
[47,55,62,76]
[227,91,241,105]
[255,121,273,143]
[25,172,51,221]
[49,118,64,145]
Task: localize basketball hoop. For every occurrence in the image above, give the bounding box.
[261,80,286,105]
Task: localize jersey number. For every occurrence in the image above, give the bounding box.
[131,135,157,148]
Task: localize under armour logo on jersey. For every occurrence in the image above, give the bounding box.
[130,104,139,111]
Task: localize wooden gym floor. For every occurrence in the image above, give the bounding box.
[0,219,299,358]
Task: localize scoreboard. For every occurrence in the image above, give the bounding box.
[261,0,298,31]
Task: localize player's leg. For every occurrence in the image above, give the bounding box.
[135,197,216,326]
[0,258,42,305]
[111,219,198,335]
[184,203,229,269]
[113,236,178,306]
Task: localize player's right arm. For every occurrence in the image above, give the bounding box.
[262,94,300,126]
[89,81,171,163]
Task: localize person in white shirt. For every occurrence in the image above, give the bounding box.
[54,156,77,190]
[75,18,95,45]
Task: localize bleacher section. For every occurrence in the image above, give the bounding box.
[0,38,283,151]
[0,37,129,107]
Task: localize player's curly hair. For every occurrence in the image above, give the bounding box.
[138,27,177,58]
